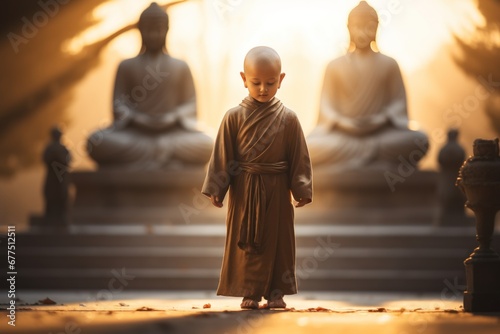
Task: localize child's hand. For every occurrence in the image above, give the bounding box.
[294,198,311,208]
[211,195,223,208]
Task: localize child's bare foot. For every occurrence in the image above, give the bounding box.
[267,296,286,308]
[240,298,259,309]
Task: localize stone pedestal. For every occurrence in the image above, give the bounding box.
[297,168,439,225]
[68,168,225,225]
[29,215,70,233]
[30,167,440,228]
[463,258,500,312]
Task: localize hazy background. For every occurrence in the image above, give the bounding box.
[1,0,499,229]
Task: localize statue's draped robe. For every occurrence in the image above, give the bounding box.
[88,55,212,168]
[202,97,312,299]
[308,52,428,169]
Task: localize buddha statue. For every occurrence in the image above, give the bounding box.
[87,2,213,170]
[307,1,429,171]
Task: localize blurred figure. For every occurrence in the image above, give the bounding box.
[43,126,71,227]
[87,2,212,170]
[307,1,428,171]
[435,128,468,225]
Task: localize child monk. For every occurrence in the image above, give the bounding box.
[202,46,313,309]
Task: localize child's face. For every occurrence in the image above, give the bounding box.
[240,62,285,103]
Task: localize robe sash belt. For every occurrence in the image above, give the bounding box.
[237,161,289,253]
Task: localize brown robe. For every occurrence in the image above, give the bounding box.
[202,96,312,299]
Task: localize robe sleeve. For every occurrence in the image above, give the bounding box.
[317,61,341,130]
[316,60,364,134]
[201,110,239,202]
[178,62,197,119]
[286,112,313,203]
[112,61,131,121]
[384,59,409,129]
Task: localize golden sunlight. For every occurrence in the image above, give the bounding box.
[62,0,481,166]
[377,0,482,72]
[62,0,153,55]
[0,0,486,228]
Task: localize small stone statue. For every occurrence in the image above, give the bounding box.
[43,126,71,227]
[307,1,428,171]
[456,138,500,312]
[457,138,500,259]
[436,128,467,225]
[86,2,212,170]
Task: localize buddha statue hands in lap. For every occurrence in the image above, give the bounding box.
[87,2,213,170]
[307,1,429,171]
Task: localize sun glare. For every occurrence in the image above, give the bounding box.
[63,0,480,134]
[61,0,156,55]
[377,0,483,72]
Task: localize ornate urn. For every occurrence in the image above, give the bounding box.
[456,138,500,262]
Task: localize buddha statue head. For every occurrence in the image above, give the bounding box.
[138,2,169,53]
[347,1,379,51]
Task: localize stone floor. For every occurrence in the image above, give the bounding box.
[1,291,499,333]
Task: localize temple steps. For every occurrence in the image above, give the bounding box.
[18,246,468,271]
[11,225,499,292]
[34,206,442,225]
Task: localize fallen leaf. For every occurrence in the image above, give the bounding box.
[203,303,211,309]
[119,302,128,307]
[136,306,156,311]
[444,309,460,313]
[368,307,387,313]
[39,298,57,305]
[315,307,330,312]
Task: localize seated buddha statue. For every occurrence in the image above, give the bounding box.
[87,2,213,170]
[307,1,428,172]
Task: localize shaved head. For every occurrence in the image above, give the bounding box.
[243,46,282,73]
[240,46,285,103]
